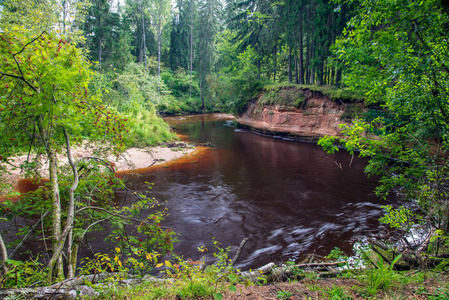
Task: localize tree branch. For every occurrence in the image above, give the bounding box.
[0,232,9,273]
[9,210,50,260]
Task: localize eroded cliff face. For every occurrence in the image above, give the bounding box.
[236,88,350,141]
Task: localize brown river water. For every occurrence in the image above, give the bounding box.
[115,114,391,270]
[8,114,391,271]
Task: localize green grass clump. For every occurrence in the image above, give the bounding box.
[260,84,306,108]
[126,107,177,147]
[297,84,365,102]
[259,82,365,109]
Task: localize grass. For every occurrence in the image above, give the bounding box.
[260,84,306,108]
[260,82,365,107]
[87,245,449,300]
[87,264,449,300]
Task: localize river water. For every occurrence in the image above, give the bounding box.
[119,114,390,270]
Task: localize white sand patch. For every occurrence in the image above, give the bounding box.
[1,142,195,191]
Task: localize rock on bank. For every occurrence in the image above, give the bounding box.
[236,85,360,141]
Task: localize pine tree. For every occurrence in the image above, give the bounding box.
[196,0,221,109]
[169,0,190,71]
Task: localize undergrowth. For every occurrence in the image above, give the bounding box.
[93,246,449,300]
[261,82,365,106]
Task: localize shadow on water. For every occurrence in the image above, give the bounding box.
[119,114,391,270]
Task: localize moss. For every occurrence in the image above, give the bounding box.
[259,82,365,109]
[259,84,306,108]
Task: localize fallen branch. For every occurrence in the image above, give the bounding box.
[295,261,346,269]
[239,261,347,283]
[239,262,276,282]
[230,238,248,266]
[0,273,168,299]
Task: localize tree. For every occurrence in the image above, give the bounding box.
[196,0,221,109]
[319,0,449,257]
[83,0,134,72]
[150,0,171,78]
[169,0,190,72]
[58,0,90,40]
[0,19,129,279]
[0,0,58,35]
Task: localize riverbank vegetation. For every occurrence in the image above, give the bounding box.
[1,0,449,296]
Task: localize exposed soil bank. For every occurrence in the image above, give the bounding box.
[236,87,359,141]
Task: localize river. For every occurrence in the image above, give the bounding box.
[117,114,390,270]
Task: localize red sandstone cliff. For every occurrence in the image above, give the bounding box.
[236,87,354,141]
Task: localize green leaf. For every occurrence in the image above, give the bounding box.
[213,292,223,300]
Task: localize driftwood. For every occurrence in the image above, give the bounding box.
[0,273,168,299]
[239,261,347,283]
[230,238,248,266]
[0,239,249,299]
[369,232,449,270]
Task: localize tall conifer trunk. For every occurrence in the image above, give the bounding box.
[288,45,292,82]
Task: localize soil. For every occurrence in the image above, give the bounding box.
[220,274,448,299]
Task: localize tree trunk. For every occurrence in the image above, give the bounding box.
[69,242,79,279]
[336,67,342,88]
[288,45,292,82]
[200,79,204,110]
[158,21,162,78]
[0,232,9,273]
[142,10,147,72]
[298,12,304,84]
[295,54,298,84]
[189,1,193,98]
[48,149,63,281]
[47,128,79,282]
[273,40,277,82]
[62,0,67,35]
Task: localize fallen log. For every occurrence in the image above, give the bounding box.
[0,273,168,299]
[239,261,347,283]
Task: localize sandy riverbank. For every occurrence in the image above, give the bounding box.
[1,142,196,194]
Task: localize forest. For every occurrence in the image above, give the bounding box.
[1,0,449,298]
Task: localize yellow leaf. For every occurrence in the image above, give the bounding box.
[115,247,121,253]
[165,260,172,267]
[156,263,163,268]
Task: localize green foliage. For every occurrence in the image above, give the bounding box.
[361,253,403,296]
[320,0,449,251]
[103,240,239,299]
[162,69,199,99]
[75,179,178,276]
[0,259,47,288]
[340,105,364,121]
[325,247,349,262]
[210,44,267,114]
[282,260,303,281]
[260,84,306,108]
[379,205,417,230]
[430,286,449,300]
[317,136,340,154]
[90,64,177,146]
[295,84,365,102]
[0,0,58,36]
[276,289,292,300]
[325,285,351,300]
